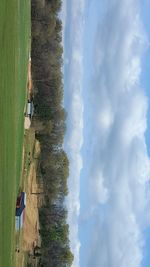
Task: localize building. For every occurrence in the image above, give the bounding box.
[15,192,26,231]
[26,100,34,119]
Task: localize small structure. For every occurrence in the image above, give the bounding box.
[15,192,26,231]
[26,100,34,119]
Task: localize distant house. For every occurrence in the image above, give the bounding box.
[15,192,26,231]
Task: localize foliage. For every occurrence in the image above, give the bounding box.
[31,0,74,266]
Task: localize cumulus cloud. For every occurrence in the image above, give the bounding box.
[80,1,150,267]
[63,0,150,266]
[89,171,109,204]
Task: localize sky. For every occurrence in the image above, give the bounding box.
[61,0,150,267]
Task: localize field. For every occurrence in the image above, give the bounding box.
[0,0,30,266]
[15,131,42,267]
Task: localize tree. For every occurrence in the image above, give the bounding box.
[31,0,74,266]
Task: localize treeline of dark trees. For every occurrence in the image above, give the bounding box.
[31,0,73,266]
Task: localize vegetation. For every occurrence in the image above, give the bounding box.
[31,0,74,266]
[0,0,30,266]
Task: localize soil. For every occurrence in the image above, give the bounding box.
[22,161,40,251]
[24,117,31,129]
[28,58,32,94]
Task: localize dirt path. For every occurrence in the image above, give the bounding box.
[28,57,32,94]
[24,57,33,129]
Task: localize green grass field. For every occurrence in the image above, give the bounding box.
[0,0,30,266]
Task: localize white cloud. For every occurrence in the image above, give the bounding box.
[63,0,150,266]
[97,99,114,135]
[90,171,109,204]
[80,1,150,267]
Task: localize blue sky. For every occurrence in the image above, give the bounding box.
[140,1,150,266]
[141,0,150,157]
[61,1,150,267]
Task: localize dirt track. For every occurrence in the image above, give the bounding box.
[28,58,32,94]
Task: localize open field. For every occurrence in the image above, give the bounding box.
[0,0,30,266]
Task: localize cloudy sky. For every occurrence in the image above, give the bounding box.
[62,0,150,266]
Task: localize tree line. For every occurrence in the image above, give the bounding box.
[31,0,73,266]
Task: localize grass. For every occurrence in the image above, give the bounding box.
[15,128,36,267]
[0,0,30,266]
